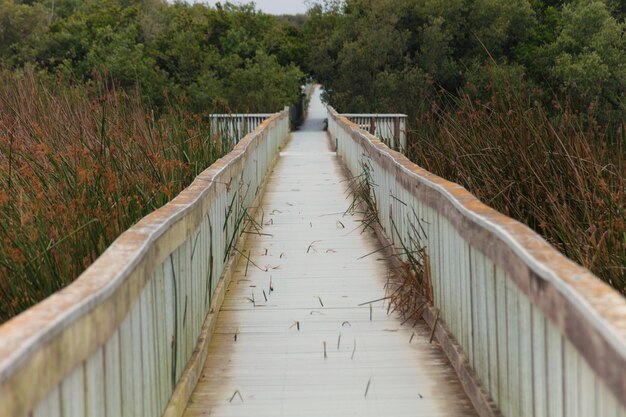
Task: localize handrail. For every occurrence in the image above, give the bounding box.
[328,105,626,416]
[340,113,407,153]
[209,114,274,147]
[0,109,290,417]
[341,113,407,117]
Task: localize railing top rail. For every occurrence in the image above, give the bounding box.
[209,113,274,118]
[328,105,626,405]
[341,113,407,118]
[0,110,288,390]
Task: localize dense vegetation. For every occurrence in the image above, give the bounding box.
[0,0,306,320]
[0,0,305,112]
[0,0,624,320]
[302,0,625,291]
[303,0,624,120]
[0,71,231,319]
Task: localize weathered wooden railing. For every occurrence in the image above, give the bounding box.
[209,113,274,146]
[0,109,290,417]
[328,106,626,417]
[341,113,407,152]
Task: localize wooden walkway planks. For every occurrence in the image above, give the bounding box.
[182,88,477,417]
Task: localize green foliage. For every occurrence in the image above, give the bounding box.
[0,0,305,113]
[304,0,625,119]
[0,0,48,64]
[547,1,625,106]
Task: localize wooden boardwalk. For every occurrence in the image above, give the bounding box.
[182,89,476,417]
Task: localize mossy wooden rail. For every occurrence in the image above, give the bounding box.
[329,105,626,417]
[0,109,289,417]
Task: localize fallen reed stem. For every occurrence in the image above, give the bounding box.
[229,390,244,403]
[429,309,439,344]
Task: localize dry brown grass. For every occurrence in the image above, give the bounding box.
[0,71,233,320]
[408,77,625,292]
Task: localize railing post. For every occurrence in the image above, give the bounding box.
[393,116,400,151]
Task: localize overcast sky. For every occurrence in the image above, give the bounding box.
[189,0,311,15]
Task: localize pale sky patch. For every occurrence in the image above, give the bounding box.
[182,0,312,15]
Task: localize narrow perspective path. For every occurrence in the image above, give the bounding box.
[183,88,477,417]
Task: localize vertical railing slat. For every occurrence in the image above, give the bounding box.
[531,305,547,417]
[519,293,533,416]
[546,319,564,417]
[485,259,498,402]
[131,298,144,417]
[33,387,61,417]
[85,348,105,417]
[104,330,122,417]
[61,364,85,417]
[495,265,509,411]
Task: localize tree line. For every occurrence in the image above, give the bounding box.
[2,0,623,120]
[302,0,625,124]
[0,0,306,113]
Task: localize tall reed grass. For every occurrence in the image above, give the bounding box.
[0,72,233,321]
[408,76,625,292]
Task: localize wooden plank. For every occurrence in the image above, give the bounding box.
[564,341,579,417]
[460,227,468,356]
[141,279,156,417]
[484,260,498,403]
[546,320,564,417]
[60,365,85,417]
[131,300,144,416]
[32,386,61,417]
[506,279,520,417]
[449,218,458,342]
[518,293,533,416]
[164,251,176,398]
[578,356,597,417]
[495,266,509,411]
[104,330,122,417]
[119,314,134,417]
[531,306,547,417]
[85,347,105,417]
[154,264,166,411]
[462,236,471,363]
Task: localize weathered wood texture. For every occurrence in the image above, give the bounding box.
[209,114,274,147]
[0,110,290,417]
[183,88,476,417]
[341,114,407,153]
[328,105,626,416]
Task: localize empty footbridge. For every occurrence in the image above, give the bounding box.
[1,87,625,417]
